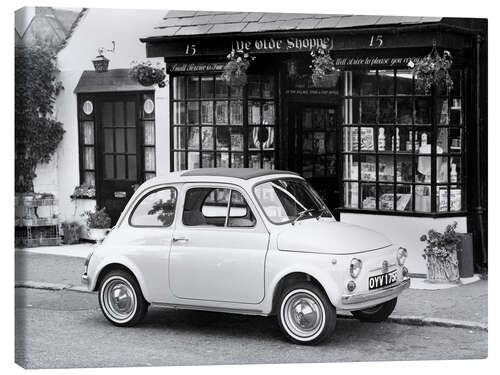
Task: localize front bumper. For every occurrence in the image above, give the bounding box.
[341,277,410,306]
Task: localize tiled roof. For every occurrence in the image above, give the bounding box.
[147,10,442,38]
[74,69,149,93]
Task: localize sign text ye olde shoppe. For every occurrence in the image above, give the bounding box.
[231,36,333,53]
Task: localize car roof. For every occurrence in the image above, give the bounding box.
[180,168,299,180]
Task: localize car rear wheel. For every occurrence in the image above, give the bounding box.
[277,282,336,345]
[98,270,148,327]
[351,297,397,323]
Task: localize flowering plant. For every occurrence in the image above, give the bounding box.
[82,207,111,229]
[420,221,463,259]
[221,49,255,87]
[71,184,96,199]
[310,46,340,87]
[408,44,453,94]
[129,60,166,87]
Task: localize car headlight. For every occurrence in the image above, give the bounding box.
[397,247,408,266]
[349,258,362,278]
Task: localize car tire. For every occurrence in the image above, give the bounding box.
[98,269,148,327]
[277,282,336,345]
[351,297,397,323]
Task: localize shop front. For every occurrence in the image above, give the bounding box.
[140,13,487,274]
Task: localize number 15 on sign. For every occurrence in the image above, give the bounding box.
[369,35,383,48]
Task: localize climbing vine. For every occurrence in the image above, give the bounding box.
[15,46,65,193]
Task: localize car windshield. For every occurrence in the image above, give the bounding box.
[254,178,333,224]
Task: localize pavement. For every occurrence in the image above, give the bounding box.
[15,243,488,332]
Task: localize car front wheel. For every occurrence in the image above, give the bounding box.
[98,270,148,327]
[277,282,336,345]
[351,297,397,323]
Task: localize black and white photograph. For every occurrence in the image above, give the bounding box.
[9,0,492,372]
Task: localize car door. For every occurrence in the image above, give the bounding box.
[169,183,269,304]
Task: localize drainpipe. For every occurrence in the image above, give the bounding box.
[474,33,487,267]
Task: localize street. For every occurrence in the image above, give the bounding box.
[15,287,487,369]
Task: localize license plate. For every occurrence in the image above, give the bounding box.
[369,270,397,290]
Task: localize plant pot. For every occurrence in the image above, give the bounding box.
[138,75,156,87]
[311,71,341,88]
[92,56,110,73]
[88,228,109,243]
[425,251,460,282]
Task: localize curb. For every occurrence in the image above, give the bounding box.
[16,281,487,332]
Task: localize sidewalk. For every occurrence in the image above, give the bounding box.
[15,244,487,330]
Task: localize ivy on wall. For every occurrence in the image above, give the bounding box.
[15,46,65,193]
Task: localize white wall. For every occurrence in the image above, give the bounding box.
[340,213,467,274]
[33,8,169,223]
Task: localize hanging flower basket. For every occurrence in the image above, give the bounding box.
[420,221,462,283]
[221,49,255,87]
[408,42,453,94]
[310,46,340,88]
[129,61,167,88]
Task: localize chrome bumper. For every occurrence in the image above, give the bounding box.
[81,274,89,285]
[341,277,410,305]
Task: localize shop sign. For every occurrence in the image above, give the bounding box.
[332,56,426,68]
[231,36,334,53]
[168,62,225,72]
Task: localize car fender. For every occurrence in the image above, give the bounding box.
[90,255,152,302]
[264,264,342,313]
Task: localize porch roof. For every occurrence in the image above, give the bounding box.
[74,69,150,93]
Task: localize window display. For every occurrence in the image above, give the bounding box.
[342,69,464,213]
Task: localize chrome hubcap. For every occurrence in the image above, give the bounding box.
[283,292,324,338]
[102,278,137,322]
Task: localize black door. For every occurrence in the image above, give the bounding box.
[289,103,342,217]
[96,95,142,224]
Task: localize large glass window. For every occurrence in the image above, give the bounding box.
[172,74,276,171]
[342,69,465,213]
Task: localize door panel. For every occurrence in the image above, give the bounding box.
[169,185,269,304]
[96,95,142,224]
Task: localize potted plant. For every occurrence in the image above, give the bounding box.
[310,46,340,88]
[82,207,112,243]
[221,49,255,87]
[420,221,463,283]
[129,60,166,87]
[61,221,82,245]
[71,184,96,199]
[408,42,453,94]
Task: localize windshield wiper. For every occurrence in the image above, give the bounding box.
[314,207,331,220]
[291,208,316,225]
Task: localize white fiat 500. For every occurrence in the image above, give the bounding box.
[82,168,410,345]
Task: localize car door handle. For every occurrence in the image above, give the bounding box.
[173,236,189,243]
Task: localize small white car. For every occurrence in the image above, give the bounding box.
[82,168,410,345]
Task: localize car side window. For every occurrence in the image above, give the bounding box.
[130,187,177,227]
[183,187,256,228]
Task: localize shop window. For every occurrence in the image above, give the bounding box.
[171,74,276,171]
[342,69,465,214]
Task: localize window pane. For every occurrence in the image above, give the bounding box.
[173,127,186,150]
[228,191,256,227]
[396,155,413,182]
[216,152,229,168]
[437,98,449,125]
[187,152,200,169]
[379,184,394,210]
[450,99,462,125]
[379,155,394,182]
[344,154,358,180]
[248,127,261,150]
[326,132,336,153]
[115,129,125,153]
[353,70,377,96]
[128,155,137,180]
[174,152,186,171]
[184,188,229,226]
[437,156,449,183]
[216,127,230,150]
[248,101,260,125]
[104,129,113,152]
[102,102,112,124]
[230,85,243,98]
[83,147,94,170]
[187,102,199,125]
[378,70,394,95]
[360,155,376,181]
[144,121,155,146]
[396,185,412,211]
[230,127,244,151]
[231,153,244,168]
[343,127,357,152]
[173,76,185,100]
[379,98,394,124]
[201,101,213,124]
[230,101,243,125]
[201,152,214,167]
[105,155,114,179]
[215,101,228,124]
[415,185,431,212]
[201,127,213,150]
[173,102,186,125]
[84,171,95,187]
[415,98,431,124]
[263,153,275,170]
[248,76,260,97]
[396,70,413,95]
[450,157,462,184]
[450,188,462,211]
[187,76,199,98]
[360,99,377,123]
[263,102,275,125]
[215,76,228,98]
[249,153,261,168]
[359,127,374,151]
[361,183,376,209]
[116,155,126,179]
[115,102,124,126]
[201,76,214,98]
[397,98,412,124]
[344,182,359,208]
[82,121,94,144]
[131,188,177,226]
[187,127,199,150]
[126,101,135,127]
[262,76,274,98]
[144,147,155,171]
